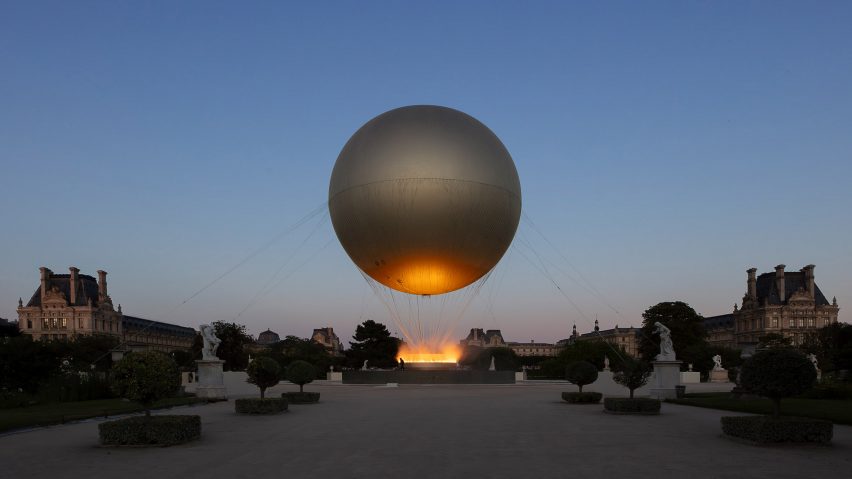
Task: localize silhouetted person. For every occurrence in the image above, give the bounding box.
[399,357,405,371]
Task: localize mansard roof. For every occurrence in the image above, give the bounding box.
[464,328,504,343]
[25,274,100,308]
[755,272,830,306]
[122,315,196,338]
[703,313,734,330]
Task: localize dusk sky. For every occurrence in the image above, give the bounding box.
[2,1,850,346]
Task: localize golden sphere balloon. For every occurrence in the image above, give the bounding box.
[329,105,522,295]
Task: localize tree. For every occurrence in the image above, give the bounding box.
[111,351,180,416]
[211,321,253,371]
[347,320,400,368]
[613,358,652,399]
[739,348,816,417]
[246,357,280,399]
[286,360,317,393]
[801,323,852,376]
[565,361,598,393]
[266,335,335,374]
[0,319,21,338]
[638,301,708,367]
[0,336,62,394]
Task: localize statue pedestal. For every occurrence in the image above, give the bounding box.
[650,360,682,399]
[710,369,728,383]
[195,359,227,401]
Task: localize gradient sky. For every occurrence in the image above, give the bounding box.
[2,1,850,346]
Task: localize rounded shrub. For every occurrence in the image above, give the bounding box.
[286,360,317,393]
[565,361,598,393]
[561,391,602,404]
[234,397,288,415]
[739,348,817,417]
[246,356,281,399]
[111,351,180,416]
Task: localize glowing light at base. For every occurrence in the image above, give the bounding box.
[397,342,460,363]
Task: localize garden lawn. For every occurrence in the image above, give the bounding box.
[0,397,204,433]
[668,393,852,425]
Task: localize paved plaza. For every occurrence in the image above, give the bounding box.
[2,382,851,479]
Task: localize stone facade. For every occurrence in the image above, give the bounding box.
[16,266,195,351]
[312,327,343,355]
[705,265,840,349]
[459,328,506,348]
[568,320,640,357]
[506,341,560,357]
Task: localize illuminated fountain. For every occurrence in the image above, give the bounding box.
[397,342,460,371]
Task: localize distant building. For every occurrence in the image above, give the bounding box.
[571,320,640,357]
[312,327,343,355]
[705,265,840,348]
[506,340,560,357]
[16,266,195,352]
[256,329,281,346]
[459,328,506,348]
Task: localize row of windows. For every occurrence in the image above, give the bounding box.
[739,317,833,331]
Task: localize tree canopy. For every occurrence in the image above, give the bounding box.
[565,361,598,392]
[740,348,816,417]
[638,301,707,366]
[346,320,400,369]
[212,320,253,371]
[802,323,852,376]
[286,360,317,393]
[247,356,281,399]
[612,357,652,398]
[111,351,180,415]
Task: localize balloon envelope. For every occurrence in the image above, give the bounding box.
[329,105,521,295]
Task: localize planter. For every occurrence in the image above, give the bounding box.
[603,397,661,415]
[235,398,288,415]
[98,415,201,446]
[283,392,321,404]
[721,416,832,445]
[561,392,603,404]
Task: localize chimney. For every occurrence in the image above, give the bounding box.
[802,265,815,298]
[775,264,786,303]
[39,267,51,303]
[747,268,757,300]
[69,267,79,305]
[97,270,108,298]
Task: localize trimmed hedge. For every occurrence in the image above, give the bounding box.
[98,415,200,446]
[234,398,288,415]
[562,392,603,404]
[721,416,833,444]
[603,398,661,415]
[283,392,321,404]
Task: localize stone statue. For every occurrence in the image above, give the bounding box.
[489,356,496,371]
[712,354,724,371]
[808,353,819,370]
[603,356,610,371]
[362,360,369,371]
[199,324,221,360]
[654,322,676,361]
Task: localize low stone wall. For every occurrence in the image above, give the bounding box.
[343,370,516,384]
